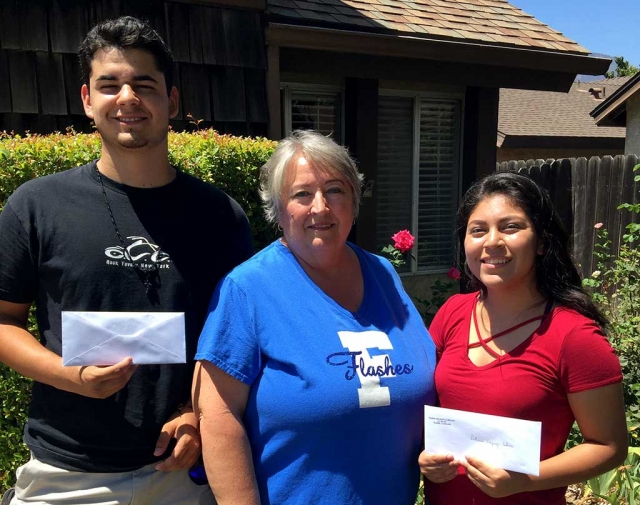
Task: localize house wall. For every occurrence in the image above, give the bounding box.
[0,1,268,136]
[345,77,378,254]
[401,273,460,323]
[626,93,640,156]
[498,147,624,163]
[463,87,499,190]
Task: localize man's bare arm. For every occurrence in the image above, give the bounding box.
[0,300,137,398]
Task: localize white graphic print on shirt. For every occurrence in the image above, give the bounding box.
[325,330,414,409]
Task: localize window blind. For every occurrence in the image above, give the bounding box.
[290,91,341,140]
[377,94,460,273]
[417,99,460,270]
[376,95,414,273]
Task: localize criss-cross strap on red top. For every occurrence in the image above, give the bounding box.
[469,298,554,355]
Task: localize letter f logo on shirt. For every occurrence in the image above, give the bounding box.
[337,331,394,409]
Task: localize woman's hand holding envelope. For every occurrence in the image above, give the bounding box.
[418,452,460,484]
[461,455,530,498]
[419,450,531,497]
[70,356,138,399]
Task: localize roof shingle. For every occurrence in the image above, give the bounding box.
[267,0,590,54]
[499,78,630,139]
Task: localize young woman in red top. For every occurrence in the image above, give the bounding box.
[419,172,627,505]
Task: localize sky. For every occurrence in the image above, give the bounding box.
[508,0,640,68]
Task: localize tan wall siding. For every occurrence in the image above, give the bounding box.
[626,94,640,156]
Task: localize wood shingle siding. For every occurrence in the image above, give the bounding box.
[62,54,84,116]
[245,67,268,123]
[9,51,38,114]
[0,0,268,136]
[37,53,68,115]
[0,1,48,52]
[166,2,191,62]
[0,51,11,113]
[180,63,213,122]
[221,9,265,68]
[211,66,245,122]
[50,0,90,54]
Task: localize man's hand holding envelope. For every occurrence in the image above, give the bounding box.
[59,311,186,400]
[62,311,187,366]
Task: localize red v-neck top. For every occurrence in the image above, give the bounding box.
[425,292,622,505]
[469,297,553,354]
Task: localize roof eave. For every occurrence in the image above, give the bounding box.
[173,0,265,9]
[592,74,640,125]
[498,135,625,149]
[266,23,610,76]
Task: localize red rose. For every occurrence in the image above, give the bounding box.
[447,266,461,280]
[391,230,415,253]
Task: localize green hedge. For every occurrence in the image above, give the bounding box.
[0,129,278,248]
[0,129,277,493]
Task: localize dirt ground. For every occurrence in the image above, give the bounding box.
[566,484,612,505]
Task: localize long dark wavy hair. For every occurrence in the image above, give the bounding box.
[456,172,608,329]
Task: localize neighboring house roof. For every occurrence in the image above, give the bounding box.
[498,78,628,148]
[591,72,640,127]
[266,0,588,54]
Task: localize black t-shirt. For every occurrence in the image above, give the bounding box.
[0,161,253,472]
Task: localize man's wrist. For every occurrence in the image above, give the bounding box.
[177,401,193,416]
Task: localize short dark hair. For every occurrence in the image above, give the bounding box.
[78,16,174,93]
[456,172,608,329]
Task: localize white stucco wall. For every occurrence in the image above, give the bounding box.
[626,93,640,155]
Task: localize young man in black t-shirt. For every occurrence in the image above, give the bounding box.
[0,16,252,505]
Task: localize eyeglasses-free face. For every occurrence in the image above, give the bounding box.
[464,194,543,295]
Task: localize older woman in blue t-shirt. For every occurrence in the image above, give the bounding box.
[192,130,436,505]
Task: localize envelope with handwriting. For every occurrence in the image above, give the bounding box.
[424,405,542,476]
[62,311,186,366]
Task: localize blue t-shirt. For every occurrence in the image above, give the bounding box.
[196,240,436,504]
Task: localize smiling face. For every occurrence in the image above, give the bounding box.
[279,156,354,264]
[81,47,178,153]
[464,194,543,294]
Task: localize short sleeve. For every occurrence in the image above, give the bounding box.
[559,320,622,394]
[0,201,38,303]
[428,296,455,358]
[195,276,261,385]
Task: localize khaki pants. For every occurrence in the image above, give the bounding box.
[11,455,216,505]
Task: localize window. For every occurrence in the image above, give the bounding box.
[281,84,343,141]
[377,92,462,273]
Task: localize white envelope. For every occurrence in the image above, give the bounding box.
[424,405,542,476]
[61,311,186,366]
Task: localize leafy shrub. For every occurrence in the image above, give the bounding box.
[583,220,640,442]
[167,130,277,248]
[577,164,640,502]
[0,129,278,249]
[0,129,277,493]
[0,312,37,494]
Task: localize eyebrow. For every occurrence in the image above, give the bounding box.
[290,181,346,192]
[467,215,527,225]
[95,75,158,83]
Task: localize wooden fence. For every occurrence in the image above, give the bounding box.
[496,154,640,279]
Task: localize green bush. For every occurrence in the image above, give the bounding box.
[0,129,278,249]
[0,362,32,493]
[578,164,640,503]
[0,129,277,493]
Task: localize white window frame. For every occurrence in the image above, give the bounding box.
[378,89,465,275]
[281,83,345,143]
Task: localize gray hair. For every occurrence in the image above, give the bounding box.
[259,130,364,224]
